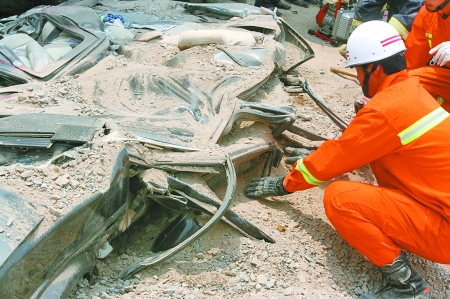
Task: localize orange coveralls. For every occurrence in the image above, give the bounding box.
[405,6,450,111]
[284,70,450,266]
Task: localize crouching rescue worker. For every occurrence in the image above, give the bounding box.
[245,20,450,299]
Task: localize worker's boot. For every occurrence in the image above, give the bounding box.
[304,0,319,4]
[254,0,274,9]
[286,0,309,7]
[254,0,283,15]
[361,252,431,299]
[255,0,273,6]
[272,0,291,9]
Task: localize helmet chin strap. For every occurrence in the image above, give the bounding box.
[362,63,379,97]
[427,0,450,12]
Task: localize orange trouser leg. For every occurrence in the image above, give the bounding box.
[409,66,450,112]
[323,181,450,266]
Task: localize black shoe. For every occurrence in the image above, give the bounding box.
[360,253,431,299]
[270,8,283,16]
[274,1,291,9]
[256,5,283,16]
[286,0,309,7]
[304,0,318,4]
[254,0,274,6]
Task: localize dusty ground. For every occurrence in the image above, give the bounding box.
[5,0,449,298]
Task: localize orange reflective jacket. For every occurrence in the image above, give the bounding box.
[405,6,450,69]
[284,70,450,218]
[404,6,450,107]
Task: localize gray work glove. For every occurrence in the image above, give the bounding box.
[245,176,290,198]
[284,147,312,165]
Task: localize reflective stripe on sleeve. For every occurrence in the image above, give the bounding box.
[388,17,409,40]
[398,107,449,145]
[294,158,325,185]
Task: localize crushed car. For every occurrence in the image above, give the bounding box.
[0,1,346,298]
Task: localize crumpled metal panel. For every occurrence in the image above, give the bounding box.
[182,2,262,18]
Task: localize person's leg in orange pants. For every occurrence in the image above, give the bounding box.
[323,181,450,266]
[409,66,450,112]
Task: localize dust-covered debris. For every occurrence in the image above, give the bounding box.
[1,0,450,299]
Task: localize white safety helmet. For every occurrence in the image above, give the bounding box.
[346,20,406,68]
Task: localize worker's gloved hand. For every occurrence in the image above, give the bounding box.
[429,42,450,66]
[284,147,312,165]
[245,177,290,198]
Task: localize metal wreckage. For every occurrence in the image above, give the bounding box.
[0,1,348,298]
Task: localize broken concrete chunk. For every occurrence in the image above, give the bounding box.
[140,168,168,193]
[178,29,256,50]
[55,176,70,187]
[134,30,163,42]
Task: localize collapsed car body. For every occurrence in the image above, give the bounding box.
[0,2,321,298]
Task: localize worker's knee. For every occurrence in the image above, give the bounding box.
[323,181,344,217]
[323,181,364,221]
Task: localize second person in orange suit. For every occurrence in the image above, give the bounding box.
[405,0,450,111]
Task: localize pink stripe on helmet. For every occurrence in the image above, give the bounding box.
[380,35,402,47]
